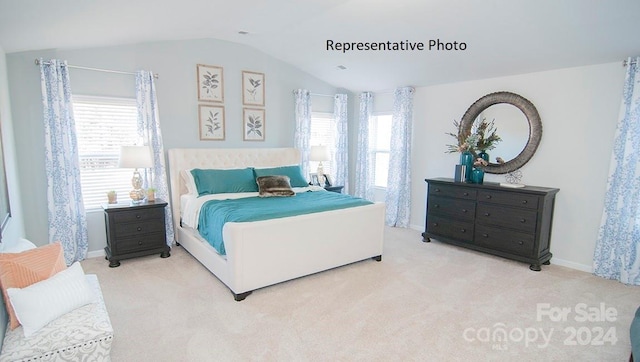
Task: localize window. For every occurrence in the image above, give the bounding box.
[370,114,392,187]
[73,96,139,210]
[309,112,336,177]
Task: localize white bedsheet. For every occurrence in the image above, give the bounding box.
[180,186,325,229]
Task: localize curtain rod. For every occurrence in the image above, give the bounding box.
[34,59,159,79]
[623,59,637,67]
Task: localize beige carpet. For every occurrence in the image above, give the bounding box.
[81,227,640,361]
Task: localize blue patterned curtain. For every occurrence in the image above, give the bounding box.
[294,89,312,178]
[39,59,88,264]
[334,94,349,191]
[385,86,415,227]
[354,92,374,200]
[593,56,640,284]
[136,70,175,246]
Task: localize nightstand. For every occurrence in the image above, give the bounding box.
[102,198,170,267]
[324,185,344,193]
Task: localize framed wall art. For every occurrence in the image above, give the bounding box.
[242,71,265,106]
[197,64,224,103]
[243,108,265,141]
[199,105,225,140]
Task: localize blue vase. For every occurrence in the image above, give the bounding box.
[478,151,489,162]
[471,168,485,184]
[459,151,473,182]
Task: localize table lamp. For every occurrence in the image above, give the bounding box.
[309,145,330,184]
[118,145,153,203]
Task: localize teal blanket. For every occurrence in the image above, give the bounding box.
[198,191,372,255]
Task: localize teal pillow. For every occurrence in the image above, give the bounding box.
[253,165,308,187]
[190,168,258,196]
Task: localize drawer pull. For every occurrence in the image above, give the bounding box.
[460,228,466,233]
[463,192,469,196]
[137,227,142,231]
[482,233,489,238]
[136,214,142,219]
[432,222,439,227]
[434,204,440,208]
[138,241,143,245]
[434,188,440,192]
[485,195,492,199]
[484,212,490,217]
[522,200,528,204]
[518,241,524,245]
[462,209,467,213]
[520,219,526,223]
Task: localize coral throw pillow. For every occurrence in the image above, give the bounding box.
[0,242,66,329]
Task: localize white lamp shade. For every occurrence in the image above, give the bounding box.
[118,146,153,168]
[309,145,330,162]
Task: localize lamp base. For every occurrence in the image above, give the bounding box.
[129,189,145,203]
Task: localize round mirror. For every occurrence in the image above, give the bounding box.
[460,92,542,174]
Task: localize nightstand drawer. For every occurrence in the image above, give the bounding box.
[429,184,476,200]
[111,208,165,224]
[477,204,537,233]
[115,220,165,238]
[426,215,474,242]
[428,196,475,221]
[115,233,166,254]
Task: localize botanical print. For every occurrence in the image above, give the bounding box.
[243,108,265,141]
[242,71,265,106]
[199,105,225,140]
[197,64,224,102]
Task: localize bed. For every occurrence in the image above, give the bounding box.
[167,148,385,301]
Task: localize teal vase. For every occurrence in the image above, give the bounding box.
[471,168,485,184]
[478,151,489,162]
[459,151,473,182]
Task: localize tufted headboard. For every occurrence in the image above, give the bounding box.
[167,148,302,234]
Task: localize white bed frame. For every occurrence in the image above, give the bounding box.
[167,148,385,301]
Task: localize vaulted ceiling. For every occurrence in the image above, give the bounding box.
[1,0,639,92]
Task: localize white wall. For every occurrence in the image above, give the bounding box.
[5,38,339,255]
[0,45,26,349]
[410,62,625,271]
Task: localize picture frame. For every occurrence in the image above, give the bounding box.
[309,173,320,186]
[324,174,333,187]
[243,108,265,141]
[197,64,224,103]
[242,70,265,106]
[198,105,225,140]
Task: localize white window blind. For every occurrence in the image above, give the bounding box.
[309,112,336,177]
[73,95,140,210]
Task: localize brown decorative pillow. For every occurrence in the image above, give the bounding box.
[256,175,295,197]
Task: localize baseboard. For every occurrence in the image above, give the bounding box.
[550,258,593,273]
[406,224,593,273]
[87,249,106,259]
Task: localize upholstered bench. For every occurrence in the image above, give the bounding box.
[0,274,114,361]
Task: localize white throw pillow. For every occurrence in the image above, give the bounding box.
[180,169,197,195]
[7,262,96,337]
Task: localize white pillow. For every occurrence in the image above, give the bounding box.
[7,262,96,337]
[180,169,197,195]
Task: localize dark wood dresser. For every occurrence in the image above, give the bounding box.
[422,178,559,271]
[103,198,170,267]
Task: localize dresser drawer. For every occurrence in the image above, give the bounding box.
[478,190,539,209]
[111,208,165,224]
[429,184,477,200]
[476,204,538,233]
[428,196,475,221]
[426,215,474,242]
[475,225,535,257]
[115,233,166,254]
[114,220,165,238]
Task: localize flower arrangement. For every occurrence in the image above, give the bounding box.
[445,120,478,153]
[473,118,502,152]
[445,119,501,154]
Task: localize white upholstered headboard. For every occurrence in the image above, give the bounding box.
[167,148,301,234]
